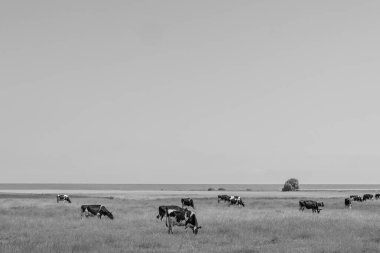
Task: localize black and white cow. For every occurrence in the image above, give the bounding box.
[57,194,71,203]
[363,194,374,201]
[166,207,202,234]
[181,198,195,209]
[80,205,114,220]
[345,198,352,208]
[156,205,183,221]
[375,194,380,200]
[217,195,230,203]
[299,200,322,213]
[228,196,245,207]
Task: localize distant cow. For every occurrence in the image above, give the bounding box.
[166,207,202,234]
[345,198,352,208]
[317,202,324,207]
[80,205,114,220]
[363,194,374,201]
[229,196,245,207]
[181,198,195,209]
[218,195,230,203]
[350,195,359,199]
[352,196,362,202]
[156,205,183,221]
[375,194,380,200]
[299,200,322,213]
[57,194,71,203]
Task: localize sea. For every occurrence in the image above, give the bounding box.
[0,184,380,192]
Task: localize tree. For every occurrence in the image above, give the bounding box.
[282,178,299,191]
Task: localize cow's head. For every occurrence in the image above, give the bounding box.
[107,212,114,220]
[100,206,114,220]
[185,212,202,234]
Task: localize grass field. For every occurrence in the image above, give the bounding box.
[0,191,379,253]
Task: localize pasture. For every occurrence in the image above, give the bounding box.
[0,191,379,253]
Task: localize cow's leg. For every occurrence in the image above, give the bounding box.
[168,218,172,234]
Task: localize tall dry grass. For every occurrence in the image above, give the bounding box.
[0,193,379,252]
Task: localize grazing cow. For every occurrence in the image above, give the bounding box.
[345,198,352,208]
[156,205,184,221]
[363,194,374,201]
[218,195,231,203]
[229,196,245,207]
[80,205,114,220]
[181,198,195,209]
[375,194,380,200]
[57,194,71,203]
[299,200,322,213]
[166,207,202,234]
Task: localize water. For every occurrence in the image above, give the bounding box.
[0,184,379,191]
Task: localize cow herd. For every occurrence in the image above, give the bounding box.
[344,193,380,208]
[56,192,380,235]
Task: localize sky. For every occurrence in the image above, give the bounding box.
[1,1,380,184]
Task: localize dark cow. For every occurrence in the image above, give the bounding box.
[363,194,374,201]
[345,198,352,208]
[218,195,231,203]
[317,202,324,207]
[80,205,114,220]
[166,207,202,234]
[350,195,359,199]
[57,194,71,203]
[375,194,380,200]
[299,200,322,213]
[228,196,245,207]
[352,196,362,202]
[181,198,195,209]
[156,205,184,221]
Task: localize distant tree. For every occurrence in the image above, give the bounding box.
[282,178,299,191]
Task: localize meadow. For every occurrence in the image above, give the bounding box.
[0,191,379,253]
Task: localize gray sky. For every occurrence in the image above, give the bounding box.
[1,1,380,184]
